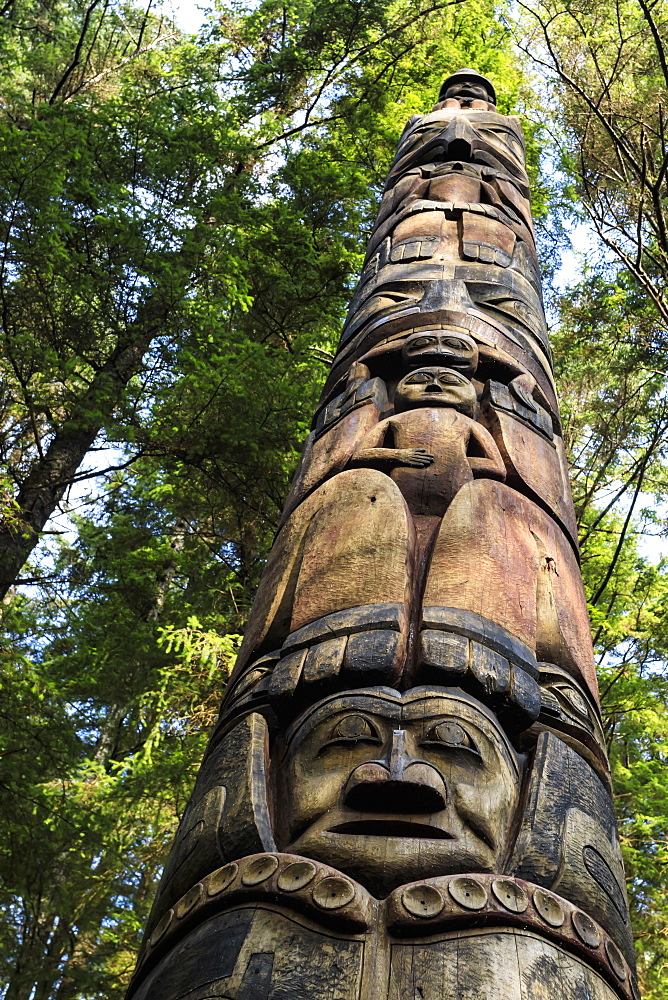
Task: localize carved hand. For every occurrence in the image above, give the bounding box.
[352,447,435,468]
[394,447,435,467]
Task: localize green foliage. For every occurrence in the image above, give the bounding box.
[3,0,668,996]
[0,469,242,998]
[552,266,668,995]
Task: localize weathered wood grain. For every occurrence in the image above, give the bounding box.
[127,70,634,1000]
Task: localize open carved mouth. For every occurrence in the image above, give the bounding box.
[331,820,453,839]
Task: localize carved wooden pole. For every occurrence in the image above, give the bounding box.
[127,70,638,1000]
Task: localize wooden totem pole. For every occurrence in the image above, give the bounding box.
[127,70,639,1000]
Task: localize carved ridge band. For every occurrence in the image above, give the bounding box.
[132,853,638,1000]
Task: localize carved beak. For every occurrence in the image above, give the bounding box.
[441,116,477,163]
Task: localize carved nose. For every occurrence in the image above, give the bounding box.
[425,381,443,392]
[442,116,476,162]
[417,278,475,316]
[343,731,447,813]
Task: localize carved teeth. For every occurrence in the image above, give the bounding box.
[401,884,445,918]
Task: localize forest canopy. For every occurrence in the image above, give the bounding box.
[1,0,668,997]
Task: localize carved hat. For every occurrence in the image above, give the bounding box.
[438,67,496,104]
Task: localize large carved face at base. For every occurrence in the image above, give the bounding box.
[278,687,523,896]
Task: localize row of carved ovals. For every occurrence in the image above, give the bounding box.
[388,873,636,997]
[217,855,358,909]
[145,853,372,959]
[142,855,637,1000]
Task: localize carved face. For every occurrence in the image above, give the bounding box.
[402,330,479,376]
[279,688,522,896]
[393,112,528,188]
[394,366,477,416]
[442,81,491,105]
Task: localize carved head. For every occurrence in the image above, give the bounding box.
[278,687,523,896]
[438,68,496,107]
[394,366,477,416]
[389,110,528,193]
[402,330,479,376]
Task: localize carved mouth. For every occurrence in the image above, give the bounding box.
[331,820,453,839]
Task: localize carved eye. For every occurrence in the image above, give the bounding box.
[505,133,524,154]
[443,338,470,351]
[324,715,381,747]
[438,372,467,385]
[405,372,432,384]
[553,684,591,722]
[410,336,436,348]
[480,126,521,144]
[369,292,420,312]
[423,720,480,756]
[483,296,542,330]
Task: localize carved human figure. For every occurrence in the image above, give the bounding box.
[229,350,593,696]
[352,366,505,519]
[278,686,523,896]
[437,66,497,109]
[369,96,535,268]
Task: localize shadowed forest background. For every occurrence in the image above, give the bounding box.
[2,0,668,995]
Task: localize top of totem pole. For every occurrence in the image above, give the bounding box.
[438,67,496,105]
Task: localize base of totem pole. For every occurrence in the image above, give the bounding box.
[129,853,636,1000]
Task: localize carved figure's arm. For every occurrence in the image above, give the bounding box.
[351,418,434,469]
[467,422,506,479]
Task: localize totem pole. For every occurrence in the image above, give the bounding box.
[127,69,638,1000]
